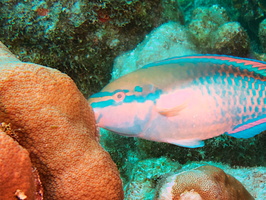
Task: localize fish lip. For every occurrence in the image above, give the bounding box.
[88,100,100,124]
[91,107,102,125]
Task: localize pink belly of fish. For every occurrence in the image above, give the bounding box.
[142,88,234,143]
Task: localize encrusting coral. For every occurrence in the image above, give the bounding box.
[188,5,250,57]
[0,41,123,200]
[259,18,266,52]
[0,125,43,200]
[155,165,254,200]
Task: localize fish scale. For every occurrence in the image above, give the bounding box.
[195,72,262,126]
[89,54,266,148]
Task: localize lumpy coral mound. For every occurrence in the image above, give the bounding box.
[156,165,254,200]
[0,42,123,200]
[0,127,43,200]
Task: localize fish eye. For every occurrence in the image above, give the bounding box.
[113,91,125,102]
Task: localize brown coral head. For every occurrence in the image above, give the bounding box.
[156,165,254,200]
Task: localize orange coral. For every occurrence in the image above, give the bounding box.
[0,42,123,199]
[0,130,43,200]
[156,165,254,200]
[36,8,49,16]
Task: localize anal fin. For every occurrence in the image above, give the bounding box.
[226,116,266,138]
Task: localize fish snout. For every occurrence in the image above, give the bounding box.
[88,99,100,124]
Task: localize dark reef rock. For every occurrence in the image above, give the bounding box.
[0,0,184,98]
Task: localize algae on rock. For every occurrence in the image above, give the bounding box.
[0,0,177,98]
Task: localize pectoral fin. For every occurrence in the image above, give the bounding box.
[156,89,191,117]
[158,103,187,117]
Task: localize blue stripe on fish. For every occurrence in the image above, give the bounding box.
[134,86,143,92]
[91,88,163,108]
[124,89,162,103]
[91,99,116,108]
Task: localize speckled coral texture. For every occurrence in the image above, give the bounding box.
[0,131,41,200]
[156,165,254,200]
[0,42,123,200]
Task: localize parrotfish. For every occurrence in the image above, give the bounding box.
[89,55,266,148]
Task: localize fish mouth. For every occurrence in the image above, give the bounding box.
[90,106,101,125]
[88,99,100,124]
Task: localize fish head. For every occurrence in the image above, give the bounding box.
[88,75,161,136]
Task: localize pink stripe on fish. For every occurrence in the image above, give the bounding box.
[228,118,266,134]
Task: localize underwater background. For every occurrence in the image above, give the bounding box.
[0,0,265,199]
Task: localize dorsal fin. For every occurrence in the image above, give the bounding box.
[142,54,266,77]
